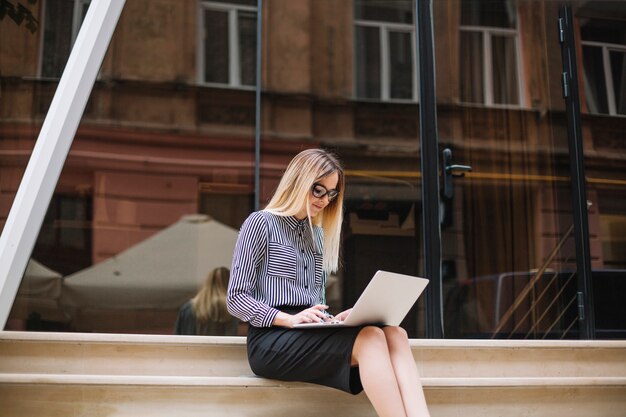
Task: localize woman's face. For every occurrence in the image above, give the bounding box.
[295,171,339,220]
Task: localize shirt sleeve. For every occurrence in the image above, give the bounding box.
[227,211,280,327]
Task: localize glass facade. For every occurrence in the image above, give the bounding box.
[0,0,624,339]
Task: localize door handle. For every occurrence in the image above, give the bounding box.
[442,148,472,199]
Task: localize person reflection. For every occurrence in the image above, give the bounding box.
[175,266,239,336]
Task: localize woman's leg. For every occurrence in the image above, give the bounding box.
[382,326,430,417]
[352,326,408,417]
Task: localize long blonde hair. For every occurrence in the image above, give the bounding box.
[264,149,344,273]
[191,267,231,323]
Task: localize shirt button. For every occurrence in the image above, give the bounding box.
[301,249,305,254]
[305,285,309,289]
[304,265,308,270]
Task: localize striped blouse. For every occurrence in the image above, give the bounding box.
[227,210,327,327]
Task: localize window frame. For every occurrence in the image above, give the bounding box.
[353,18,418,103]
[459,23,525,108]
[38,0,91,79]
[581,39,626,117]
[197,0,257,90]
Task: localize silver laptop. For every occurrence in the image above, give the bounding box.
[293,270,429,328]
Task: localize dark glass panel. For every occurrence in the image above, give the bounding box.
[389,31,413,100]
[609,50,626,115]
[238,10,257,86]
[204,9,230,84]
[583,45,609,114]
[459,31,484,103]
[355,0,413,24]
[355,25,382,99]
[461,0,517,28]
[41,0,74,78]
[491,35,519,105]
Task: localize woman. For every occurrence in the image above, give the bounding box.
[227,149,430,417]
[175,266,239,336]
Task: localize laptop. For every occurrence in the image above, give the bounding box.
[293,270,429,328]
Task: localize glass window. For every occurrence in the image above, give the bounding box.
[459,0,521,106]
[354,0,416,101]
[41,0,90,78]
[581,19,626,116]
[460,0,516,28]
[31,195,93,276]
[200,0,257,88]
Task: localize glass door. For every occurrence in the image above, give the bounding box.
[433,0,589,339]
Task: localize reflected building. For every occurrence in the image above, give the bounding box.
[0,0,624,338]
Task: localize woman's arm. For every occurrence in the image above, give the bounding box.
[227,212,279,327]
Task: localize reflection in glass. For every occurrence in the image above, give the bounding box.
[389,31,414,100]
[238,11,257,86]
[354,0,415,101]
[354,0,413,24]
[581,18,626,116]
[460,0,516,28]
[491,35,519,105]
[201,1,257,87]
[355,25,382,99]
[460,31,484,103]
[204,9,230,84]
[583,45,609,114]
[609,50,626,115]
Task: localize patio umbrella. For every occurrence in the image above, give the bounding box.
[60,214,239,311]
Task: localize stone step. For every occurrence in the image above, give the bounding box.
[1,331,625,379]
[0,374,624,417]
[1,331,625,417]
[1,373,625,388]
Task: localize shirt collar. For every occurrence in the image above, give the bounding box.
[284,215,308,230]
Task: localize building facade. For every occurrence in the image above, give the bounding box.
[1,0,624,339]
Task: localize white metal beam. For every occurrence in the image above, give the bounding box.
[0,0,126,328]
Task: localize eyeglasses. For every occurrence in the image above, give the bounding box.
[311,183,339,200]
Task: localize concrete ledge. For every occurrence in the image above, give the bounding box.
[2,373,625,388]
[2,331,625,349]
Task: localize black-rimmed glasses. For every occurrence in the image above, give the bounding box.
[311,183,339,200]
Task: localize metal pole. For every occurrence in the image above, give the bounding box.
[254,0,263,211]
[416,0,443,338]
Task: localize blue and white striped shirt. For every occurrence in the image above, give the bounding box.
[227,210,327,327]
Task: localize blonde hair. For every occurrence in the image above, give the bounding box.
[264,149,344,273]
[191,267,231,323]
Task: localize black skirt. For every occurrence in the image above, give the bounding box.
[246,306,367,394]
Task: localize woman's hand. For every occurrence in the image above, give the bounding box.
[334,308,353,322]
[273,304,330,328]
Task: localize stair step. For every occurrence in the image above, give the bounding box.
[2,331,625,378]
[1,373,625,388]
[2,331,625,417]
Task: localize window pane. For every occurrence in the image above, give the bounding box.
[354,0,413,24]
[459,31,483,103]
[355,25,381,99]
[41,0,74,78]
[204,9,229,84]
[583,45,609,114]
[238,10,257,86]
[610,50,626,115]
[389,31,413,100]
[581,18,626,45]
[214,0,256,6]
[461,0,516,28]
[491,35,519,105]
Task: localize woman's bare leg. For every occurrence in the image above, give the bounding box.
[352,326,408,417]
[382,326,431,417]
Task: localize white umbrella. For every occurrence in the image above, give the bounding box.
[61,214,238,311]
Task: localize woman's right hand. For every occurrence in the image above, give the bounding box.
[273,304,329,328]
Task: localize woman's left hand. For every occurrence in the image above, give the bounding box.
[334,308,352,322]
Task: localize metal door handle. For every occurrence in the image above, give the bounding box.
[442,148,472,199]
